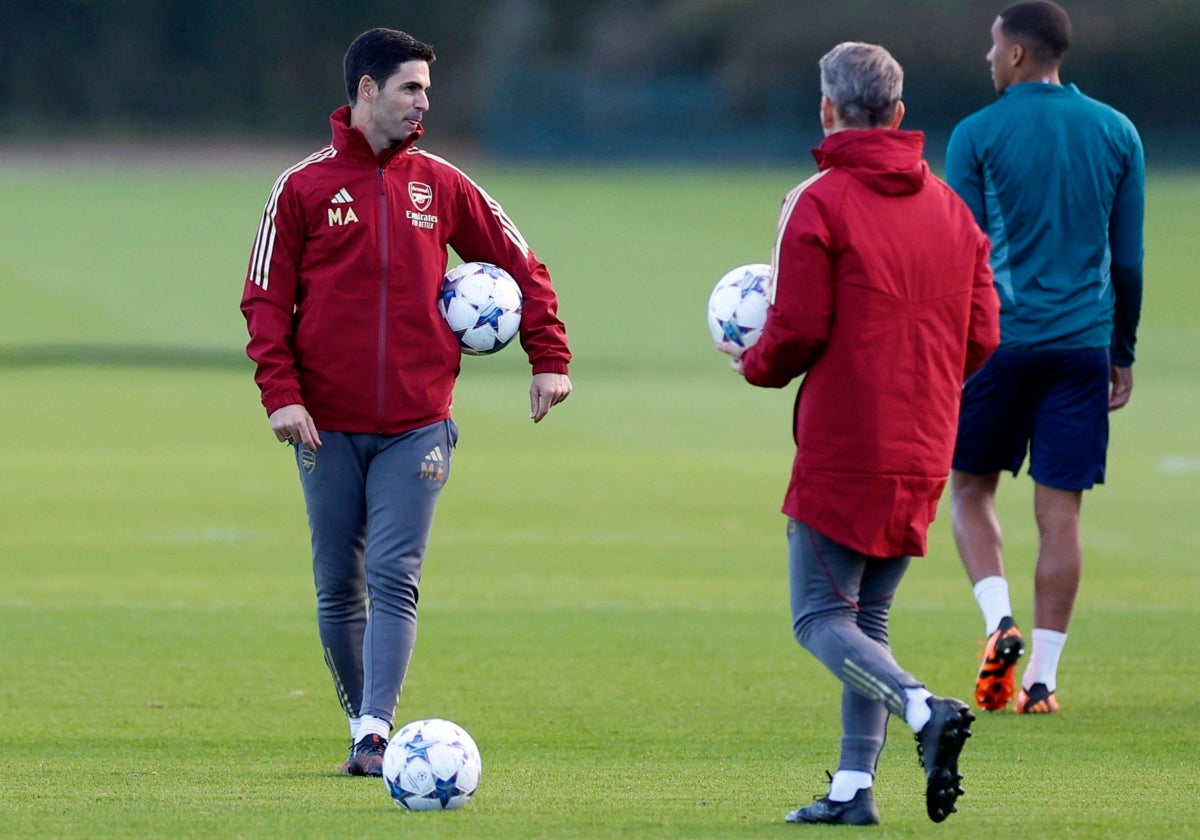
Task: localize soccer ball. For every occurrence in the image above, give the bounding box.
[438,262,522,355]
[706,263,774,348]
[382,718,482,811]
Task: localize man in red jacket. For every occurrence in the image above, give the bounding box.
[718,42,999,825]
[241,28,571,776]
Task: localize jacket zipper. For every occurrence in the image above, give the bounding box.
[376,167,389,430]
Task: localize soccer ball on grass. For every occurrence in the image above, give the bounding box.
[383,718,482,811]
[706,263,773,348]
[438,262,522,355]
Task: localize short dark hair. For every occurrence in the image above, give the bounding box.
[999,1,1071,64]
[344,28,435,104]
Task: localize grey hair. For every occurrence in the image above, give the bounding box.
[819,42,904,128]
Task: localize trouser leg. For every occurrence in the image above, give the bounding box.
[359,419,457,724]
[296,433,368,718]
[788,519,919,774]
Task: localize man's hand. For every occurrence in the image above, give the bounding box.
[530,373,572,423]
[1109,365,1133,410]
[716,341,747,376]
[269,403,322,448]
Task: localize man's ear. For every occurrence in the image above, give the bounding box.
[820,96,836,131]
[357,75,377,102]
[889,100,906,130]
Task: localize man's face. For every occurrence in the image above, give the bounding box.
[367,60,431,146]
[987,17,1014,93]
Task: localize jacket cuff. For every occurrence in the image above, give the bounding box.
[263,390,305,417]
[531,361,570,376]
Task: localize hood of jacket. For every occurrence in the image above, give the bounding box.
[811,129,929,196]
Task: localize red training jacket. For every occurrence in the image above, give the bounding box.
[241,106,571,434]
[742,129,999,557]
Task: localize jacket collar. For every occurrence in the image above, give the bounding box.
[1001,81,1078,99]
[329,104,424,166]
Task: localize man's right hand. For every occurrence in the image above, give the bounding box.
[269,404,322,448]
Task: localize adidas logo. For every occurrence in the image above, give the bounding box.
[327,187,358,226]
[419,446,446,480]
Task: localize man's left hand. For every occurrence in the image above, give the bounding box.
[716,341,747,376]
[1110,365,1134,410]
[530,372,572,422]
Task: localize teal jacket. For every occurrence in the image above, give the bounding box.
[946,82,1144,365]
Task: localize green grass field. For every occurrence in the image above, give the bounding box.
[1,155,1198,838]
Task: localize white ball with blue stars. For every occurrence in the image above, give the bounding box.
[383,718,482,811]
[439,262,523,355]
[707,263,774,348]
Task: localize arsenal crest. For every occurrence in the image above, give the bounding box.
[408,182,433,212]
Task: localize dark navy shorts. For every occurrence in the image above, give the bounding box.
[953,346,1110,490]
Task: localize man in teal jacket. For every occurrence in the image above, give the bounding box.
[946,0,1144,715]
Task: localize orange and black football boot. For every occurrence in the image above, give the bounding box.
[975,616,1024,710]
[1015,682,1060,714]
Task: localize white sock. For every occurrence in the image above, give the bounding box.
[356,715,391,742]
[828,770,873,802]
[348,716,362,741]
[973,576,1013,635]
[1023,628,1067,692]
[904,687,934,733]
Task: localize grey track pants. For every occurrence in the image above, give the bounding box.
[787,518,925,776]
[293,419,458,726]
